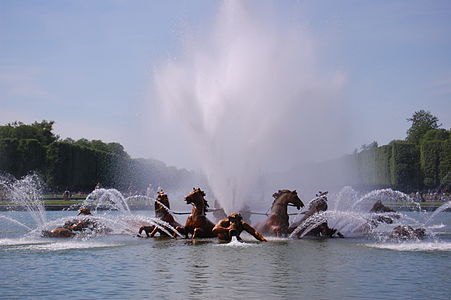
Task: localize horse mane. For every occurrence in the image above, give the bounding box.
[198,189,209,209]
[156,190,170,210]
[191,188,209,210]
[272,189,292,199]
[271,189,294,207]
[203,199,210,210]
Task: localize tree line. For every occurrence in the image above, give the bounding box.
[0,111,449,194]
[0,121,201,193]
[348,110,450,192]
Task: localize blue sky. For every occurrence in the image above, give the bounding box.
[1,1,450,169]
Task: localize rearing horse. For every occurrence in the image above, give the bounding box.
[288,191,344,238]
[138,190,181,237]
[176,188,216,239]
[255,189,304,237]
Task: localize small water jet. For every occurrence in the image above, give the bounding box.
[0,174,183,240]
[0,173,47,227]
[0,215,32,231]
[288,186,448,242]
[82,188,133,214]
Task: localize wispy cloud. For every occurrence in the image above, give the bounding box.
[431,76,451,95]
[0,66,52,100]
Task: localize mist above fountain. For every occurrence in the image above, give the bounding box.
[153,2,347,213]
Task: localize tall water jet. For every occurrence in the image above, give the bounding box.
[153,2,347,212]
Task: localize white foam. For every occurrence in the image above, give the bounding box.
[216,236,260,247]
[0,238,47,246]
[364,241,451,252]
[17,240,122,251]
[426,224,446,230]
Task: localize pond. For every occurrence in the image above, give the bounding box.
[1,210,450,300]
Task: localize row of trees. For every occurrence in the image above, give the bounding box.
[350,111,450,192]
[0,121,200,193]
[0,111,449,194]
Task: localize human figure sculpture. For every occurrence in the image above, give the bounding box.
[213,213,267,242]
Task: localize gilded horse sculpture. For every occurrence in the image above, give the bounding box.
[41,207,94,238]
[175,188,216,239]
[138,190,181,237]
[288,191,344,238]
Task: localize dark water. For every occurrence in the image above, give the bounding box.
[1,211,450,300]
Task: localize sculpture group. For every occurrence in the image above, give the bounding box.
[43,187,427,241]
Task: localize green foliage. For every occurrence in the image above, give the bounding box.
[46,141,125,191]
[17,139,46,177]
[406,110,441,144]
[0,138,19,176]
[74,139,130,159]
[421,129,449,143]
[355,148,377,186]
[0,120,199,193]
[0,120,58,146]
[390,142,421,191]
[375,145,392,186]
[349,110,449,192]
[440,139,451,188]
[351,130,451,192]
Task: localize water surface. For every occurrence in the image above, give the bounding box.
[1,211,450,300]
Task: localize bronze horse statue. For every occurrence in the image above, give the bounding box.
[138,190,181,238]
[368,201,425,239]
[41,207,95,238]
[175,188,216,239]
[288,191,343,238]
[389,225,426,240]
[368,200,400,225]
[42,227,76,238]
[255,189,304,237]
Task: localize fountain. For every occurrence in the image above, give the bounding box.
[0,173,47,227]
[153,1,348,213]
[288,186,449,241]
[0,174,183,239]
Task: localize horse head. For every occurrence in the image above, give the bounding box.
[185,188,209,211]
[155,189,170,215]
[77,207,92,216]
[308,191,329,213]
[272,189,304,210]
[370,200,395,213]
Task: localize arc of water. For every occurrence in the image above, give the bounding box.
[351,188,420,212]
[1,175,47,227]
[424,201,451,226]
[127,215,183,238]
[290,194,327,225]
[0,215,32,231]
[84,188,132,214]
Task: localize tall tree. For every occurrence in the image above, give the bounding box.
[406,110,441,144]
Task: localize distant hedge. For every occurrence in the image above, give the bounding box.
[45,141,116,191]
[351,133,450,192]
